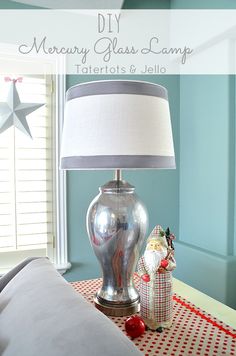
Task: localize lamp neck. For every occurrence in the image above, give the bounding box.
[102,170,134,192]
[114,169,122,181]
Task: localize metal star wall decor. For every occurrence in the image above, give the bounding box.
[0,78,44,138]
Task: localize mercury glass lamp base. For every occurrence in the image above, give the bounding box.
[94,296,140,317]
[86,172,148,318]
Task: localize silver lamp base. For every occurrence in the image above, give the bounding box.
[94,296,140,317]
[86,170,148,316]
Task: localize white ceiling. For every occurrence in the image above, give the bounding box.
[9,0,124,9]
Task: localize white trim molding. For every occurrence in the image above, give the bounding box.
[53,63,71,274]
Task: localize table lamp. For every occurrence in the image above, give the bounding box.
[60,80,175,316]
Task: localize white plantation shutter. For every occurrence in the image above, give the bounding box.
[0,75,54,252]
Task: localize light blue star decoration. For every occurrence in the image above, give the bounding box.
[0,80,44,138]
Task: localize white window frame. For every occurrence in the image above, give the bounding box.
[53,72,71,274]
[0,45,70,275]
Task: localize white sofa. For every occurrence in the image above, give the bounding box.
[0,258,142,356]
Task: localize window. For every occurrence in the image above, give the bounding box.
[0,52,70,274]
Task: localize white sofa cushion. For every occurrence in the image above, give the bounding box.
[0,258,142,356]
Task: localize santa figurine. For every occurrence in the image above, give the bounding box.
[137,225,176,332]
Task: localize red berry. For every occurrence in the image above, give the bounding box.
[141,274,150,282]
[160,259,169,268]
[125,315,146,338]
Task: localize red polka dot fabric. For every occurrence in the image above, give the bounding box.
[71,278,236,355]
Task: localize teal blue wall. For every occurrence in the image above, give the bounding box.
[170,0,236,309]
[171,0,236,9]
[123,0,170,9]
[179,76,231,256]
[174,75,236,308]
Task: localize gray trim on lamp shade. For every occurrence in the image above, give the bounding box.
[66,80,168,101]
[61,155,176,169]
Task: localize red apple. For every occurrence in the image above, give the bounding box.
[160,259,169,268]
[125,315,146,338]
[141,273,150,282]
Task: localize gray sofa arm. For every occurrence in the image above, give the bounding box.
[0,258,142,356]
[0,257,41,292]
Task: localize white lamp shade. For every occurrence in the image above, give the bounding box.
[60,80,175,169]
